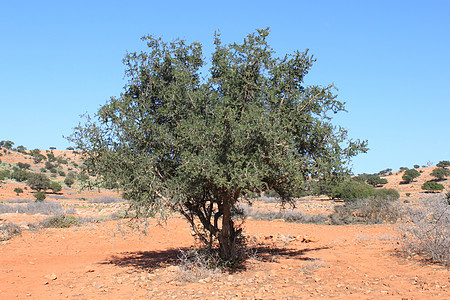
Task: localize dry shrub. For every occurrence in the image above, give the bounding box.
[0,222,22,241]
[175,248,222,282]
[398,195,450,266]
[88,196,124,204]
[330,196,401,225]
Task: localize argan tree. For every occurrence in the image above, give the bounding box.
[402,169,420,184]
[70,29,367,260]
[430,167,450,181]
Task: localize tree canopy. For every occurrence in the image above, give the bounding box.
[70,29,367,260]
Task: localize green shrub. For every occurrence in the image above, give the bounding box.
[436,160,450,168]
[402,169,420,183]
[330,196,400,225]
[33,191,46,202]
[28,173,51,191]
[421,181,444,192]
[49,181,62,193]
[331,180,375,201]
[11,169,29,182]
[13,188,23,196]
[0,170,10,180]
[430,167,450,181]
[40,214,79,228]
[58,170,66,177]
[366,174,388,187]
[17,162,31,170]
[64,177,75,187]
[374,188,400,200]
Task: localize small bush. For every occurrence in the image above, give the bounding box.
[88,196,124,204]
[49,181,62,193]
[40,214,80,228]
[0,170,11,180]
[329,196,400,225]
[17,162,31,170]
[246,209,327,224]
[64,177,75,187]
[58,170,66,177]
[33,191,46,202]
[331,180,375,201]
[0,223,22,241]
[398,195,449,266]
[421,181,444,192]
[13,187,23,196]
[374,188,400,200]
[176,248,222,282]
[366,174,388,187]
[11,169,29,182]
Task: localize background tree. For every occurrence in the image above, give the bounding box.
[436,160,450,168]
[27,173,50,192]
[421,181,444,192]
[402,169,420,183]
[430,167,450,181]
[70,29,367,260]
[49,181,62,193]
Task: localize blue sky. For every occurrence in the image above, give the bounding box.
[1,0,449,175]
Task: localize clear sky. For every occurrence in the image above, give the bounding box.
[1,0,449,175]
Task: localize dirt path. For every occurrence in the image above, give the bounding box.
[0,218,448,299]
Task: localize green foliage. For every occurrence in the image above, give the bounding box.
[69,29,367,260]
[377,168,392,176]
[58,170,66,177]
[330,196,400,225]
[33,153,46,164]
[402,169,420,183]
[430,167,450,181]
[0,170,11,180]
[46,152,56,162]
[40,214,79,228]
[11,168,29,182]
[13,187,23,195]
[366,174,388,187]
[49,181,62,193]
[331,180,375,201]
[16,162,31,170]
[421,181,444,192]
[436,160,450,168]
[0,140,14,150]
[413,164,420,169]
[374,188,399,200]
[33,191,46,202]
[399,167,408,172]
[27,173,51,191]
[64,177,75,187]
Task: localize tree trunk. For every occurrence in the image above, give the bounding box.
[219,192,234,260]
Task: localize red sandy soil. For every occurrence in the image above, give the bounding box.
[1,150,449,299]
[0,218,449,299]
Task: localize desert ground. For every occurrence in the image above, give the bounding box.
[0,149,449,299]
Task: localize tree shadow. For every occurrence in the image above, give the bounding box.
[104,244,329,273]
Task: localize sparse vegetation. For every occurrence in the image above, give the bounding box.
[40,214,80,228]
[0,222,22,241]
[398,195,450,266]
